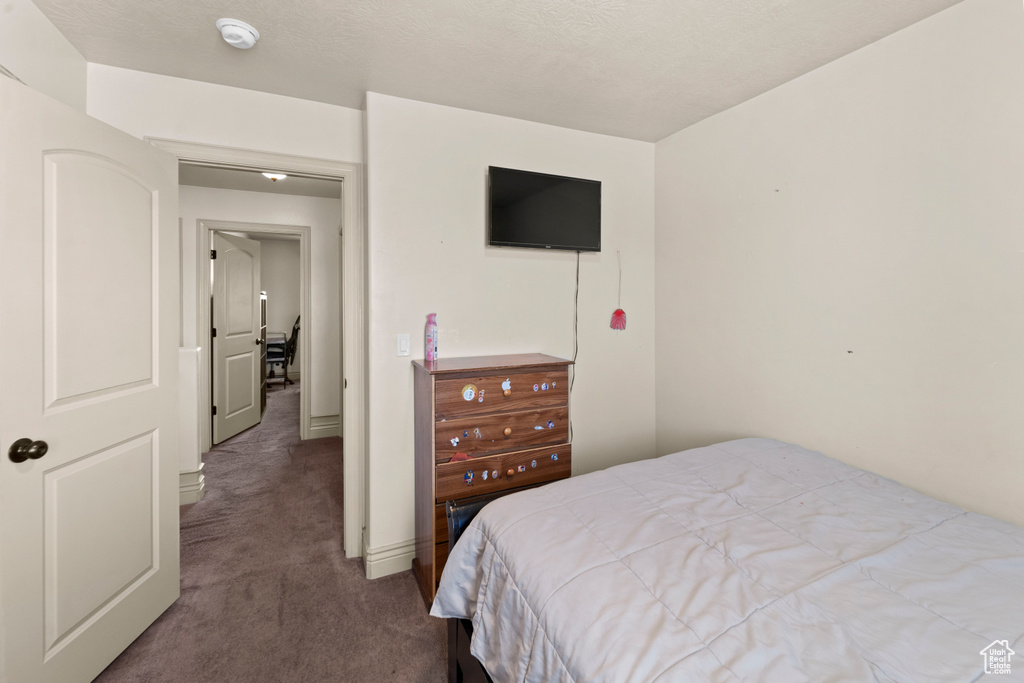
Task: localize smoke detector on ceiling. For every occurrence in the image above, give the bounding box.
[216,18,260,49]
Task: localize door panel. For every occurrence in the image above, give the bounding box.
[46,433,156,650]
[0,77,179,682]
[44,151,155,406]
[225,352,256,416]
[212,232,261,442]
[224,248,255,335]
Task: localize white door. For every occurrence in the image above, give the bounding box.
[0,78,179,681]
[212,232,262,443]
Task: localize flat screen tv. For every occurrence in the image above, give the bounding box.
[488,166,601,252]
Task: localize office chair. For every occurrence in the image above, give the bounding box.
[268,315,300,385]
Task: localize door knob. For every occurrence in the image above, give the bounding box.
[8,438,48,463]
[255,338,264,345]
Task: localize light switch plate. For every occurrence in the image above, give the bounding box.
[397,333,410,356]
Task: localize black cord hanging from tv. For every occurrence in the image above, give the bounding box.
[572,250,580,378]
[569,250,580,443]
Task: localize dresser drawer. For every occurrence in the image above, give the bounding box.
[435,406,569,461]
[436,445,571,502]
[435,369,568,420]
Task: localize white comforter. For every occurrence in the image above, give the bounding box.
[431,438,1024,682]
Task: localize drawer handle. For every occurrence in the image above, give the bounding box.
[503,427,512,437]
[506,468,515,477]
[503,389,511,397]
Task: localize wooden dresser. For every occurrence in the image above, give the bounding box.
[412,353,573,605]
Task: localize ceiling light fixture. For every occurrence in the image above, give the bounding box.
[216,18,260,49]
[262,173,287,181]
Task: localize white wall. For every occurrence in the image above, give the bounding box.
[260,239,302,374]
[181,185,341,426]
[0,0,86,110]
[655,0,1024,526]
[87,64,363,162]
[363,92,656,575]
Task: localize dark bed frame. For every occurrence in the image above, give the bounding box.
[448,618,492,683]
[443,497,497,683]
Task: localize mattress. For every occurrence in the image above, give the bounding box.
[431,438,1024,682]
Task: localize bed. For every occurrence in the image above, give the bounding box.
[430,438,1024,682]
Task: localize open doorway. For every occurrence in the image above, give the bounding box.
[181,163,340,451]
[149,137,366,561]
[207,225,306,445]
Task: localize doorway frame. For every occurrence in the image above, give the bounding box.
[146,137,366,560]
[203,221,311,441]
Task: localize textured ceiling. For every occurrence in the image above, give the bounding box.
[33,0,964,142]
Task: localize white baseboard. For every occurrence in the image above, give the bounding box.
[179,464,205,505]
[308,414,341,438]
[363,536,415,579]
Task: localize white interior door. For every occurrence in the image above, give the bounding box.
[212,232,262,443]
[0,78,179,681]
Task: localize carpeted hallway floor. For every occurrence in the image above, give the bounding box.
[95,381,447,682]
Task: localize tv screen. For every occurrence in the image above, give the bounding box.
[488,166,601,252]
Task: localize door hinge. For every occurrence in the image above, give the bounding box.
[211,249,217,259]
[212,328,217,338]
[212,405,218,416]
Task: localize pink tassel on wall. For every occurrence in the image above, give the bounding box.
[610,308,627,330]
[610,251,627,331]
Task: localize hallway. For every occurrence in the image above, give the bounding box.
[95,382,446,682]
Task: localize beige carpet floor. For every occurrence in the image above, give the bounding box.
[95,381,447,682]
